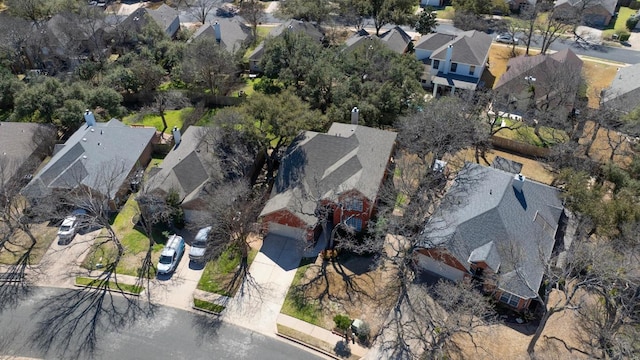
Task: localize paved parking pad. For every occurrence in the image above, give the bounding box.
[223,235,304,335]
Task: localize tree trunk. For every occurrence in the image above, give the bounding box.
[584,122,601,157]
[160,111,168,135]
[527,308,556,355]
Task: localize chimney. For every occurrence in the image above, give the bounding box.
[512,173,525,193]
[84,109,96,127]
[213,21,221,42]
[443,44,453,75]
[172,126,181,145]
[351,107,359,125]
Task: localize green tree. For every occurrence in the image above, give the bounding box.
[0,66,25,115]
[12,76,64,123]
[87,86,123,119]
[53,99,87,134]
[415,7,438,35]
[260,31,325,88]
[277,0,335,24]
[364,0,416,36]
[333,314,352,341]
[452,0,492,15]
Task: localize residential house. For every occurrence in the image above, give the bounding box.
[22,113,156,210]
[190,19,252,54]
[260,122,396,242]
[145,126,224,223]
[493,48,583,120]
[554,0,617,27]
[118,4,180,41]
[343,27,412,54]
[414,30,492,96]
[507,0,537,13]
[414,162,565,311]
[248,19,324,73]
[602,63,640,114]
[0,122,55,190]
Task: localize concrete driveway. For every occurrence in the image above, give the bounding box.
[35,229,102,287]
[150,244,204,309]
[222,235,305,335]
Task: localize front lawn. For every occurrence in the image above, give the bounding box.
[0,222,58,265]
[193,298,225,313]
[81,194,167,277]
[436,6,455,20]
[280,258,321,325]
[122,108,193,133]
[603,7,636,38]
[75,276,144,294]
[197,246,259,296]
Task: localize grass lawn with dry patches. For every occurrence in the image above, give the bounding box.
[578,121,634,167]
[81,195,167,277]
[0,223,58,265]
[582,61,618,108]
[197,247,259,296]
[281,253,396,341]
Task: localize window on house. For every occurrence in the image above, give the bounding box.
[499,292,521,308]
[432,60,440,69]
[469,65,476,75]
[450,62,458,72]
[345,199,364,212]
[346,217,363,231]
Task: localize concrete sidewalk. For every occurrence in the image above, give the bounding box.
[277,313,368,359]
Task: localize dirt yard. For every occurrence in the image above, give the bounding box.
[579,120,634,167]
[453,290,591,360]
[0,222,58,265]
[447,148,557,185]
[289,252,397,340]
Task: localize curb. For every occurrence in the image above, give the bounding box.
[191,304,224,316]
[73,283,141,297]
[276,332,355,360]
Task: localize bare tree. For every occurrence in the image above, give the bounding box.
[179,36,239,95]
[139,91,189,135]
[187,0,220,25]
[238,0,265,42]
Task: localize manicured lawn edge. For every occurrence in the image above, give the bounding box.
[75,276,143,295]
[276,324,360,360]
[196,247,259,296]
[193,298,225,314]
[280,257,322,326]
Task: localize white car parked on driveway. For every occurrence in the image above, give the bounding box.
[57,209,88,244]
[157,234,185,275]
[189,226,210,263]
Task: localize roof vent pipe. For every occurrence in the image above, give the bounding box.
[172,126,181,145]
[351,107,359,125]
[513,173,525,193]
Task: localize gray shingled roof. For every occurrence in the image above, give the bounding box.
[191,19,252,53]
[603,63,640,111]
[555,0,617,15]
[146,126,222,205]
[120,5,178,37]
[0,122,54,185]
[418,163,563,300]
[378,26,412,54]
[429,30,492,66]
[494,49,582,93]
[260,123,396,226]
[147,4,179,33]
[248,19,324,61]
[23,119,155,200]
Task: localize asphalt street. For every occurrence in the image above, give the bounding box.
[0,287,323,360]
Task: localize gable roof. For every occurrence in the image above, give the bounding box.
[378,26,412,54]
[603,63,640,111]
[146,126,222,205]
[414,32,457,52]
[418,163,564,300]
[0,122,54,185]
[249,19,324,61]
[191,19,252,53]
[555,0,617,15]
[23,119,155,200]
[120,5,179,37]
[494,48,583,91]
[260,123,396,226]
[428,30,492,66]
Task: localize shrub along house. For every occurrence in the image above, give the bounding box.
[259,121,396,243]
[414,162,565,311]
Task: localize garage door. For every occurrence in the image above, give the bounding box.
[267,222,306,241]
[415,253,466,281]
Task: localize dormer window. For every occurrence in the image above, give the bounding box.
[450,62,458,72]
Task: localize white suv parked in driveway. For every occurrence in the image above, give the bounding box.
[157,234,185,275]
[189,227,210,263]
[57,209,88,244]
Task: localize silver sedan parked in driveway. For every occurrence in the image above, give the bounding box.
[496,33,519,44]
